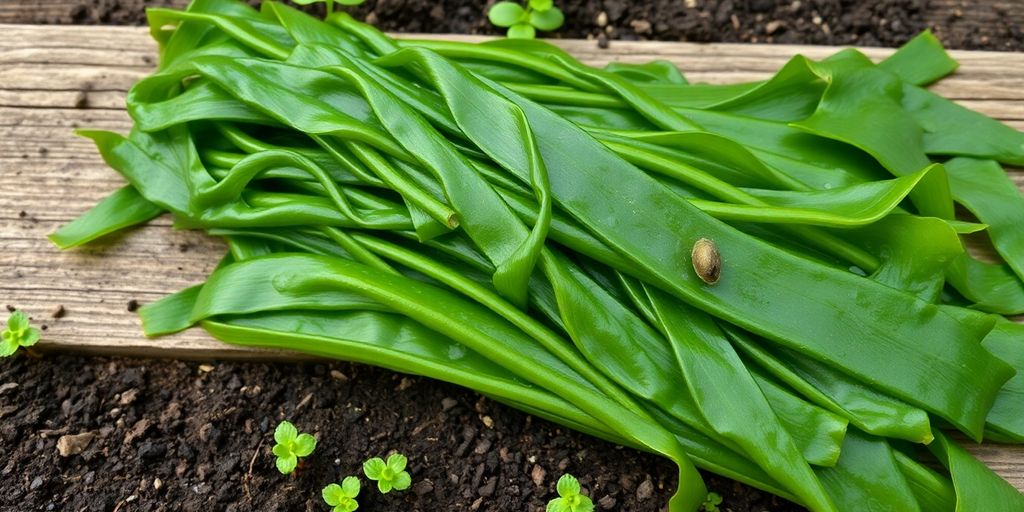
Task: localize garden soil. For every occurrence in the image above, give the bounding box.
[0,353,800,511]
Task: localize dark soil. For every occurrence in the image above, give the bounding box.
[18,0,1024,52]
[0,353,801,512]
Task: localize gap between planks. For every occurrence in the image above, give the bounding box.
[1,25,1024,490]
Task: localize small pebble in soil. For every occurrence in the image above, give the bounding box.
[198,423,216,443]
[413,479,434,496]
[630,19,652,35]
[479,476,497,497]
[118,388,138,406]
[598,495,617,509]
[473,439,492,455]
[637,477,654,501]
[56,432,95,457]
[531,464,546,486]
[124,418,152,445]
[138,440,166,460]
[440,397,458,411]
[29,476,43,491]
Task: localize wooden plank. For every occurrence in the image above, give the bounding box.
[2,23,1024,346]
[2,25,1024,489]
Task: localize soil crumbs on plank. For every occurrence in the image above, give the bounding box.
[0,354,803,511]
[21,0,1024,52]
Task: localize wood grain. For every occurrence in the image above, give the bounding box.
[2,25,1023,488]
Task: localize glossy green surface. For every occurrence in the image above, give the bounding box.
[53,2,1024,510]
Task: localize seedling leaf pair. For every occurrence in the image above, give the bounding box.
[546,474,594,512]
[1,311,40,357]
[291,0,365,18]
[488,1,565,39]
[272,420,317,474]
[323,476,361,512]
[362,453,411,494]
[702,491,723,511]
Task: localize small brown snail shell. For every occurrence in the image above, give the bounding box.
[691,238,721,285]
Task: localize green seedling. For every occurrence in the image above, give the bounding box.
[546,474,594,512]
[1,311,40,357]
[488,0,564,39]
[272,420,317,474]
[292,0,365,18]
[362,453,411,494]
[702,492,723,512]
[323,476,361,512]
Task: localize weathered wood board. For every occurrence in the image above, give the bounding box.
[2,25,1024,488]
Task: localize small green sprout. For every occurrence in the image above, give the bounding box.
[1,311,40,358]
[702,491,723,512]
[546,474,594,512]
[362,453,411,494]
[292,0,365,18]
[271,420,317,474]
[323,476,361,512]
[488,0,565,39]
